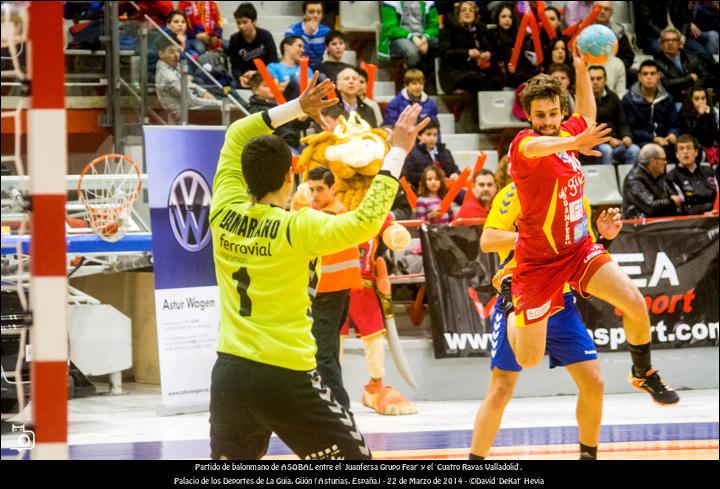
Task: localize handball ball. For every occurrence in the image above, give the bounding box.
[576,24,618,64]
[382,223,411,251]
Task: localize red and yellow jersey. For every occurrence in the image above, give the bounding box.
[509,115,589,263]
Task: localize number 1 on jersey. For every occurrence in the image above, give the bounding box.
[232,267,252,316]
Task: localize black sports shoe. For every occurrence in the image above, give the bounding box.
[629,369,680,406]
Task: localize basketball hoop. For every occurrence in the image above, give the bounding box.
[78,154,142,242]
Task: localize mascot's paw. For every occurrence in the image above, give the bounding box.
[382,223,411,251]
[362,379,418,416]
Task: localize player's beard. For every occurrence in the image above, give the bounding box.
[534,124,560,137]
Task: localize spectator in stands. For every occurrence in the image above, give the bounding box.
[667,134,718,214]
[378,1,440,76]
[622,60,679,155]
[267,36,314,93]
[163,11,195,57]
[548,63,575,116]
[415,166,454,224]
[402,119,459,191]
[317,30,353,82]
[64,2,105,51]
[227,3,278,89]
[592,1,634,70]
[622,144,681,219]
[542,38,570,74]
[178,1,225,54]
[542,6,563,37]
[356,68,384,128]
[655,27,714,104]
[119,1,173,26]
[438,1,502,94]
[284,1,332,70]
[493,128,515,190]
[679,85,720,165]
[634,3,716,63]
[563,1,594,29]
[384,68,439,128]
[488,2,539,88]
[589,65,639,165]
[245,73,308,154]
[154,36,221,124]
[331,67,378,127]
[456,169,497,219]
[689,1,719,59]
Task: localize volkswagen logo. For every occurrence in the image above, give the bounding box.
[168,170,212,252]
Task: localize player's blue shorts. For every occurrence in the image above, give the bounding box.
[490,292,598,371]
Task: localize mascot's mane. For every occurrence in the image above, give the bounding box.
[297,112,389,210]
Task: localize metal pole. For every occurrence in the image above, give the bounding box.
[180,59,189,125]
[109,1,123,153]
[139,23,148,125]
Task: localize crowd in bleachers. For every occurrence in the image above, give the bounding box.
[58,1,719,220]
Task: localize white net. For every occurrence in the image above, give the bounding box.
[78,154,142,242]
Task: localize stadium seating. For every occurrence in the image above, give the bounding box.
[582,164,623,205]
[477,91,529,131]
[443,134,481,152]
[338,1,381,33]
[453,150,499,173]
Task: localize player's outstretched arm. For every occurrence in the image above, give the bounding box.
[572,42,596,125]
[522,122,612,159]
[211,74,338,221]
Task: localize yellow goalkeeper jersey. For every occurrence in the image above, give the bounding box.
[210,113,398,371]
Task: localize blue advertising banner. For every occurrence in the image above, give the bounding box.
[144,125,227,414]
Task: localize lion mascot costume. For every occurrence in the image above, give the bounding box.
[293,112,418,416]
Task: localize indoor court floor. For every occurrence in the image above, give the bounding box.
[3,385,717,460]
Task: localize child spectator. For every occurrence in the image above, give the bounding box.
[317,30,354,82]
[488,2,539,88]
[415,166,454,224]
[356,67,384,127]
[403,119,459,191]
[438,1,502,94]
[285,1,332,70]
[548,63,575,116]
[163,10,197,58]
[267,36,315,93]
[384,68,438,128]
[378,1,439,76]
[679,86,720,165]
[154,35,221,123]
[245,73,309,154]
[178,1,225,54]
[227,3,278,89]
[667,134,718,214]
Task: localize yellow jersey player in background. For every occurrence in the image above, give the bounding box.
[208,72,430,460]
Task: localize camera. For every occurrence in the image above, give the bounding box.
[2,424,35,451]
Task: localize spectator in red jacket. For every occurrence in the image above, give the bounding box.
[456,169,497,219]
[178,1,225,54]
